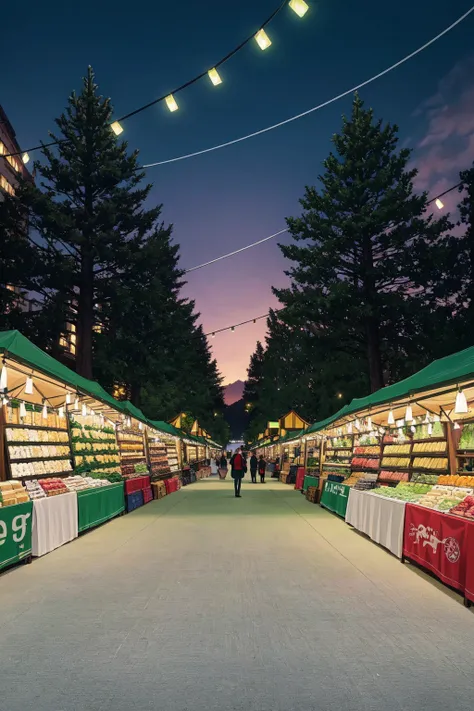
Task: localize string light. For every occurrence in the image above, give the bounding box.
[25,376,34,395]
[208,68,222,86]
[255,29,272,50]
[22,152,30,164]
[289,0,309,16]
[165,94,179,112]
[435,198,444,210]
[110,121,123,136]
[2,8,473,163]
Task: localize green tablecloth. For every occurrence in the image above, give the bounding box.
[77,483,125,533]
[320,481,350,518]
[303,475,319,492]
[0,501,33,571]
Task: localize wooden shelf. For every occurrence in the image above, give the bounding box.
[5,425,68,432]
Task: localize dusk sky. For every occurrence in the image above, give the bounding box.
[3,0,474,383]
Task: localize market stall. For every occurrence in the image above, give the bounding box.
[76,482,125,533]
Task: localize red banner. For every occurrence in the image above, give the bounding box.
[403,504,468,593]
[124,476,151,495]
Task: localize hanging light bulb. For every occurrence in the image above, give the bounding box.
[82,404,87,417]
[25,376,34,395]
[74,397,79,410]
[165,94,179,112]
[455,387,468,414]
[0,363,7,391]
[410,425,416,433]
[387,409,395,425]
[367,416,372,432]
[454,421,461,430]
[139,422,143,430]
[66,393,71,405]
[289,0,309,17]
[255,28,272,50]
[405,404,413,422]
[428,423,433,435]
[20,402,27,418]
[22,152,30,164]
[424,413,430,423]
[42,402,48,419]
[208,67,222,86]
[435,198,444,210]
[58,406,64,419]
[110,121,123,136]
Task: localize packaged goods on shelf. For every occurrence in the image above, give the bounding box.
[7,428,69,443]
[353,446,380,455]
[0,480,30,506]
[351,457,378,469]
[343,472,364,487]
[38,478,69,496]
[412,457,448,471]
[383,444,411,455]
[9,444,70,460]
[6,423,73,479]
[24,480,46,500]
[10,459,73,478]
[412,441,446,453]
[381,457,410,468]
[117,429,147,477]
[354,478,378,490]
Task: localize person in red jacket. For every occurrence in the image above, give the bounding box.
[230,448,246,498]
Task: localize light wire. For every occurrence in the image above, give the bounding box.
[142,6,474,168]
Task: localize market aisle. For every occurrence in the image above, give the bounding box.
[1,478,473,711]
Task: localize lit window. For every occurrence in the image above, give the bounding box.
[59,336,68,348]
[6,155,20,172]
[0,175,15,196]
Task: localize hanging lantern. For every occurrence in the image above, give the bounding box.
[139,422,143,430]
[410,425,416,433]
[165,94,179,112]
[25,376,34,395]
[20,402,27,418]
[455,387,468,414]
[82,404,87,417]
[58,407,64,419]
[42,402,48,419]
[22,152,30,164]
[0,363,7,391]
[367,416,372,432]
[289,0,309,17]
[208,68,222,86]
[454,421,461,430]
[74,397,79,410]
[427,423,433,435]
[387,409,395,425]
[405,404,413,422]
[424,413,430,423]
[111,121,123,136]
[66,393,71,405]
[435,198,444,210]
[255,29,272,50]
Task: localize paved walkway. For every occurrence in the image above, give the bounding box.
[1,477,473,711]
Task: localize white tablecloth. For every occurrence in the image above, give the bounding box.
[346,489,407,558]
[32,492,78,557]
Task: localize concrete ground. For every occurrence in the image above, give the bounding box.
[1,477,473,711]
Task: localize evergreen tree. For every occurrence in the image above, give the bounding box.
[24,66,161,379]
[275,94,452,392]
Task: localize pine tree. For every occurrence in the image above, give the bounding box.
[275,93,451,392]
[24,66,161,379]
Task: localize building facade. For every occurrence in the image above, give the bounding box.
[0,104,30,199]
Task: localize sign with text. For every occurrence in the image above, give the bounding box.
[0,501,33,571]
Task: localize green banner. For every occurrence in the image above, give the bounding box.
[303,475,319,492]
[320,480,350,518]
[0,501,33,571]
[77,483,125,533]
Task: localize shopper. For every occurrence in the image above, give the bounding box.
[273,456,280,479]
[231,448,246,497]
[250,453,258,483]
[219,453,228,480]
[258,455,267,483]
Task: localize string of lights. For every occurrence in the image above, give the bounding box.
[1,0,310,163]
[185,180,465,274]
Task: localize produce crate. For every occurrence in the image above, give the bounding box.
[125,491,144,512]
[152,481,167,499]
[306,486,319,504]
[143,486,153,504]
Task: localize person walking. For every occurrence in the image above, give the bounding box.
[250,453,258,483]
[219,453,228,479]
[230,448,246,497]
[258,455,267,483]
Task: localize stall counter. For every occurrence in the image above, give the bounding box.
[346,489,406,558]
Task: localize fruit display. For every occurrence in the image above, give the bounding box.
[307,457,319,467]
[353,446,380,455]
[63,475,111,491]
[378,470,409,482]
[415,485,473,511]
[354,478,378,490]
[439,474,474,487]
[412,441,446,453]
[7,427,69,443]
[9,444,70,460]
[24,480,46,500]
[351,457,378,469]
[383,444,411,455]
[10,459,73,478]
[325,453,352,463]
[0,481,29,506]
[413,421,444,440]
[450,495,474,518]
[373,482,432,502]
[117,428,147,477]
[412,457,448,471]
[166,442,180,471]
[147,438,171,478]
[70,416,120,475]
[343,472,364,487]
[39,478,69,496]
[411,472,440,484]
[322,467,350,477]
[381,457,410,468]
